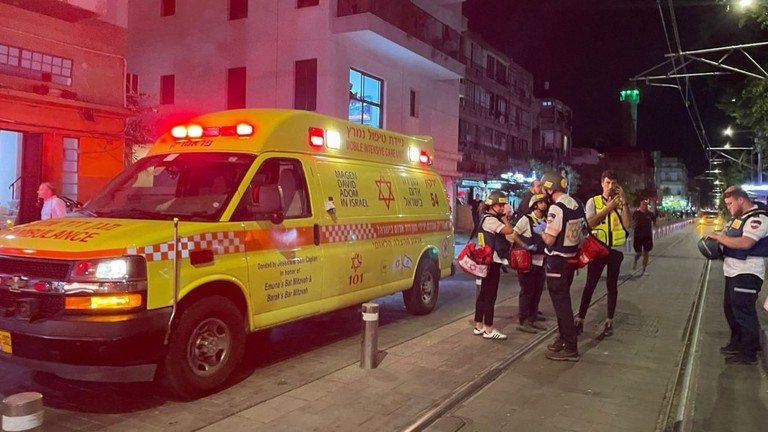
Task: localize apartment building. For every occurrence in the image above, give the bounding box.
[653,151,690,210]
[0,0,129,224]
[456,32,533,207]
[127,0,465,202]
[532,96,573,166]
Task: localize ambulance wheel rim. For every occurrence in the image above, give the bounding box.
[186,317,232,377]
[418,271,436,302]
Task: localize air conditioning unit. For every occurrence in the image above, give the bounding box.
[499,115,506,124]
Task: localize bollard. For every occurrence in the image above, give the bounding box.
[2,392,43,432]
[361,302,379,369]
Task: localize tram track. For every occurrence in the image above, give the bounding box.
[401,230,694,432]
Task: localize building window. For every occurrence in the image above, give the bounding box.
[227,67,247,109]
[161,0,175,16]
[62,138,79,200]
[160,74,175,105]
[0,43,73,86]
[297,0,319,7]
[409,90,417,118]
[294,59,317,111]
[126,73,139,96]
[229,0,248,20]
[348,69,383,128]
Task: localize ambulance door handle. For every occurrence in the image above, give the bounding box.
[314,224,320,246]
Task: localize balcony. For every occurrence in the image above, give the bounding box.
[335,0,464,79]
[0,0,103,22]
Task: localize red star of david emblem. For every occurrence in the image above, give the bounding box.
[375,175,395,209]
[351,253,362,273]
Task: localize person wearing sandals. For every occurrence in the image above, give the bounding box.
[510,193,549,334]
[540,172,585,361]
[575,170,630,339]
[473,190,515,340]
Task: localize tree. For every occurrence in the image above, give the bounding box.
[124,94,160,165]
[529,158,581,195]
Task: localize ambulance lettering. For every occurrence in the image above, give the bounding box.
[349,252,364,286]
[335,170,369,207]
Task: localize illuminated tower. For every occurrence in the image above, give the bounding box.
[620,88,640,147]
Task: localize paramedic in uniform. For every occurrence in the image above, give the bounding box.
[510,193,549,334]
[575,170,630,338]
[706,186,768,365]
[540,172,584,361]
[473,190,515,340]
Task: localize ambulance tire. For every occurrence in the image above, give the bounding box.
[403,258,439,315]
[159,296,246,400]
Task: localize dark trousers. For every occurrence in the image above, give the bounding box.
[578,248,623,320]
[475,262,502,326]
[724,274,762,357]
[518,264,545,324]
[546,256,578,351]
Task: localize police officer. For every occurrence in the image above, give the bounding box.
[510,193,549,333]
[473,190,515,340]
[575,170,630,338]
[540,172,584,361]
[705,186,768,365]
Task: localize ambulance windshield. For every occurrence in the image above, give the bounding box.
[82,152,255,221]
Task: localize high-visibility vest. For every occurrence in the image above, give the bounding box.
[591,195,626,247]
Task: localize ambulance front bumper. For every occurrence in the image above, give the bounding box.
[0,307,172,382]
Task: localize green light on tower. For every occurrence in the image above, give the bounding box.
[620,89,640,103]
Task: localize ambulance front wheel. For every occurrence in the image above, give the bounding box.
[403,259,439,315]
[159,296,246,400]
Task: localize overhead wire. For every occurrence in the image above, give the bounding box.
[657,0,714,165]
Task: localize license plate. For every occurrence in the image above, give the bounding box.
[0,330,12,354]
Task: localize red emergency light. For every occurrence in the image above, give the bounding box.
[309,127,324,148]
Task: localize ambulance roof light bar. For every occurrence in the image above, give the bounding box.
[170,122,255,140]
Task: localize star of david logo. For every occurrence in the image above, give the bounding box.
[375,175,395,209]
[351,253,362,273]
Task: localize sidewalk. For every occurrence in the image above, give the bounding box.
[197,227,708,431]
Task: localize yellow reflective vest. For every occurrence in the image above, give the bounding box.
[591,195,627,247]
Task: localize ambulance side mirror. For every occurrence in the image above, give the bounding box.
[249,184,284,224]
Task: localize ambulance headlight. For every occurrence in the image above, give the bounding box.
[70,256,147,282]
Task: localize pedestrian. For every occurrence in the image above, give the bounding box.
[472,190,515,340]
[468,194,481,241]
[37,182,67,220]
[632,200,657,274]
[540,172,585,361]
[509,193,549,334]
[705,186,768,365]
[515,179,542,222]
[574,170,630,339]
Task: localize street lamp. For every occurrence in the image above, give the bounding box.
[723,126,762,183]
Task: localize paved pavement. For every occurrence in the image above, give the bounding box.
[5,221,768,432]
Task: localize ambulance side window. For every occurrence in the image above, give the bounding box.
[232,158,310,221]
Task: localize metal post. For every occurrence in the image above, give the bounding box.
[361,303,379,369]
[757,137,763,184]
[2,392,43,432]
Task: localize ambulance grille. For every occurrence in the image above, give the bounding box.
[0,290,64,316]
[0,257,72,280]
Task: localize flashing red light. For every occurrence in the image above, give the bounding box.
[419,151,432,165]
[187,124,204,138]
[309,127,324,147]
[236,123,254,136]
[170,125,187,139]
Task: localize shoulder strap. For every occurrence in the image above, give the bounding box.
[742,208,768,220]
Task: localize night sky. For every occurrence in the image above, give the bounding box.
[463,0,763,176]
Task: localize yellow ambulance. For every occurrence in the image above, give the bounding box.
[0,109,454,398]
